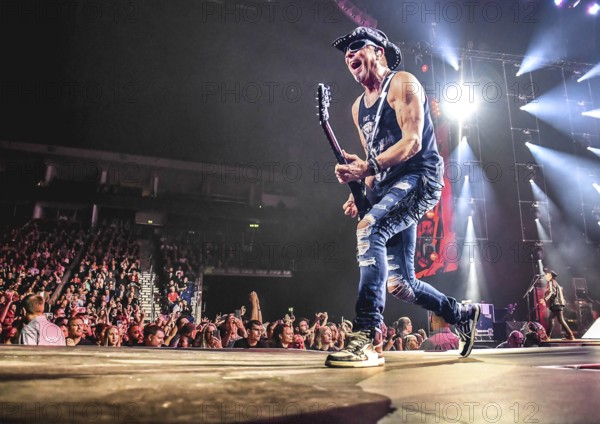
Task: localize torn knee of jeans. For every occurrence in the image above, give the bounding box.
[357,214,375,236]
[357,240,370,257]
[356,214,378,264]
[359,257,376,267]
[387,274,416,302]
[356,214,375,255]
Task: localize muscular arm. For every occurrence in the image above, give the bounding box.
[375,72,424,169]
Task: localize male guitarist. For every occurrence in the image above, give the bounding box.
[325,27,480,368]
[540,268,575,340]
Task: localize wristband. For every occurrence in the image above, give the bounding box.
[367,160,376,176]
[368,157,382,175]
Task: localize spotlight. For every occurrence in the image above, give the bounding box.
[532,242,544,261]
[592,206,600,228]
[468,198,476,217]
[554,0,563,5]
[588,2,600,14]
[573,132,592,148]
[588,146,600,156]
[440,45,460,71]
[441,81,478,121]
[531,202,542,221]
[517,56,546,76]
[520,101,538,113]
[525,164,538,184]
[582,108,600,118]
[578,63,600,82]
[461,125,472,140]
[522,129,533,144]
[593,182,600,194]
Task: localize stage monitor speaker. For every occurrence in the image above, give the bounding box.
[476,304,495,340]
[582,318,600,339]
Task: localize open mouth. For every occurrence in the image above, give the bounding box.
[350,59,362,70]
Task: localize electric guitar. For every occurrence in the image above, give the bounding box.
[317,83,371,219]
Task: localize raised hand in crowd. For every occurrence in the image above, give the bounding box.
[249,291,262,323]
[314,312,328,328]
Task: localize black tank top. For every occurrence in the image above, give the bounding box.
[358,73,443,197]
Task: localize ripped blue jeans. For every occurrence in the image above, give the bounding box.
[354,173,461,331]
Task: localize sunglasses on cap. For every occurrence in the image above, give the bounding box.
[345,39,380,53]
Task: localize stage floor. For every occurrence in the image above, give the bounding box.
[0,343,599,424]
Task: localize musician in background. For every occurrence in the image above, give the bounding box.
[504,303,517,322]
[325,26,480,368]
[540,269,575,340]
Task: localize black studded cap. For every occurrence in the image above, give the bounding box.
[332,26,402,70]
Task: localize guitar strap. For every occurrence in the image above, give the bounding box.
[366,71,396,153]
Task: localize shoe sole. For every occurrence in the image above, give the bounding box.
[460,305,481,358]
[325,357,385,368]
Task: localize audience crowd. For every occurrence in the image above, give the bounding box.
[0,220,547,351]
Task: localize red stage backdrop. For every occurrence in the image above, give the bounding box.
[415,119,458,277]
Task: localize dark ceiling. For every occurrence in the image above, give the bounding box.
[1,0,598,164]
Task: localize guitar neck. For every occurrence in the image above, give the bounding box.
[321,121,368,215]
[321,121,346,165]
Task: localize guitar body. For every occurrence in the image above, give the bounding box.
[317,83,372,219]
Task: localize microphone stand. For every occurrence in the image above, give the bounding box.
[523,274,541,322]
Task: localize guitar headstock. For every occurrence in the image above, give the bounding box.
[317,83,330,124]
